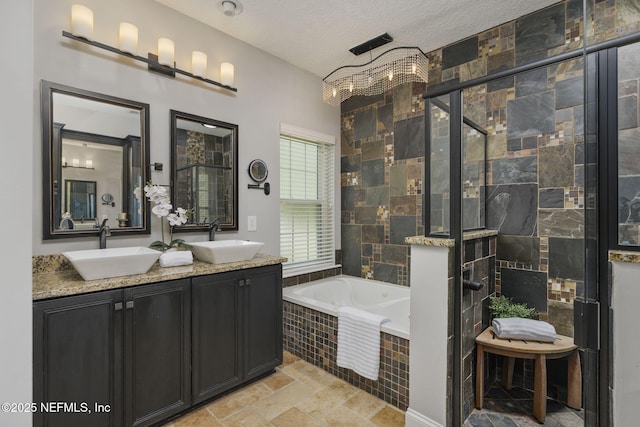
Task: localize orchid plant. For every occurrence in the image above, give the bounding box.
[144,183,191,251]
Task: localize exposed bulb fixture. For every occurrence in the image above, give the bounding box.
[218,0,243,16]
[70,4,93,39]
[119,22,138,55]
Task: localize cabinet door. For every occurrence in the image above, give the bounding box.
[33,290,123,427]
[124,279,190,427]
[192,272,241,404]
[243,265,283,380]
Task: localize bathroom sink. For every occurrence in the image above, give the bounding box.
[189,240,264,264]
[62,247,161,281]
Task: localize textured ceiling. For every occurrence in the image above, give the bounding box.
[154,0,559,78]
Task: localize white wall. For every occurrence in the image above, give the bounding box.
[33,0,340,255]
[610,260,640,427]
[0,1,33,425]
[407,244,450,427]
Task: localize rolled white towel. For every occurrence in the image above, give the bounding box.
[159,250,193,267]
[492,317,557,342]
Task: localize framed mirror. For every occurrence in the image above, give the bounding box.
[170,110,238,231]
[42,80,150,239]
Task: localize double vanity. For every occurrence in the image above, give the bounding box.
[33,251,285,427]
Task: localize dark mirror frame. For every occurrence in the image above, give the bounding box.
[41,80,151,239]
[170,110,239,232]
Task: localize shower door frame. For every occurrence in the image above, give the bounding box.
[423,31,640,427]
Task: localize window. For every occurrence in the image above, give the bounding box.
[280,124,335,275]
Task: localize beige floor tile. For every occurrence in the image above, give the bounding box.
[297,378,362,418]
[206,382,272,419]
[247,381,315,420]
[172,407,222,427]
[261,370,295,392]
[344,391,387,419]
[280,360,337,391]
[322,405,375,427]
[370,405,405,427]
[282,351,300,366]
[221,410,272,427]
[271,407,320,427]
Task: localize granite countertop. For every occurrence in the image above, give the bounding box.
[33,254,287,301]
[609,250,640,264]
[405,230,498,247]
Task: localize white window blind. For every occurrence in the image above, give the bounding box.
[280,124,335,275]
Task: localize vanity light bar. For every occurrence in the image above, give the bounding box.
[62,31,238,93]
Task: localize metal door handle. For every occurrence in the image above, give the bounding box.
[114,302,123,311]
[126,301,134,309]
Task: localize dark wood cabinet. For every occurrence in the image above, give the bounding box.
[33,289,123,427]
[34,263,282,426]
[191,264,282,404]
[124,279,191,427]
[192,271,242,403]
[244,265,283,380]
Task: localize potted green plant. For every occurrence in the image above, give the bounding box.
[488,295,537,319]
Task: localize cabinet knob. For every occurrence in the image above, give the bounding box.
[126,301,134,309]
[239,279,245,287]
[114,302,123,311]
[245,279,251,286]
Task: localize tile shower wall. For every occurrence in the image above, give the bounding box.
[341,84,426,286]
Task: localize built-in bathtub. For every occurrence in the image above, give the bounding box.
[282,275,410,410]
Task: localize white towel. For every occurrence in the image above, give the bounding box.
[492,317,557,342]
[336,306,389,380]
[159,250,193,267]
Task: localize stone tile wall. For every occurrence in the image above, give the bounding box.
[282,301,410,410]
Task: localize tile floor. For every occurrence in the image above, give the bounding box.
[163,351,405,427]
[465,382,584,427]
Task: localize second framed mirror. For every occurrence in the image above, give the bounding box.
[170,110,238,232]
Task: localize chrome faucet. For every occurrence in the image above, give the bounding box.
[208,218,221,241]
[98,218,111,249]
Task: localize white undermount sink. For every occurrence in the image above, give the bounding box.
[189,240,264,264]
[62,247,161,281]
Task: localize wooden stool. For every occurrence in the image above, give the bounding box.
[475,327,581,423]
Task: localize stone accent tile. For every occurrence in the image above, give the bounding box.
[548,279,578,304]
[539,188,565,208]
[515,3,565,64]
[443,36,479,69]
[548,300,575,337]
[390,195,416,215]
[389,164,407,196]
[496,235,540,266]
[361,159,385,187]
[380,245,407,266]
[354,108,377,141]
[538,209,584,238]
[549,237,584,281]
[486,184,538,236]
[362,139,385,162]
[362,225,384,244]
[322,406,375,427]
[394,116,425,160]
[492,157,537,184]
[501,268,548,313]
[539,144,574,188]
[365,187,389,206]
[506,91,555,138]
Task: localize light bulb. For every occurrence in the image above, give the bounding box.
[157,38,174,67]
[332,88,337,97]
[70,5,93,39]
[412,63,417,74]
[349,82,353,92]
[220,62,234,86]
[192,51,207,78]
[388,71,393,81]
[85,159,93,168]
[119,23,138,55]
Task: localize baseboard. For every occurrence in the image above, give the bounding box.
[404,408,443,427]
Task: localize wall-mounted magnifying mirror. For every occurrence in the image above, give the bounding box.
[170,110,238,231]
[247,159,270,195]
[42,80,150,239]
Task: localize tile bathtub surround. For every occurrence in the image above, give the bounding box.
[162,351,405,427]
[282,301,409,411]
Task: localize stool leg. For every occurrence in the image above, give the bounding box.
[533,354,547,423]
[476,344,484,409]
[502,357,515,390]
[567,350,582,409]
